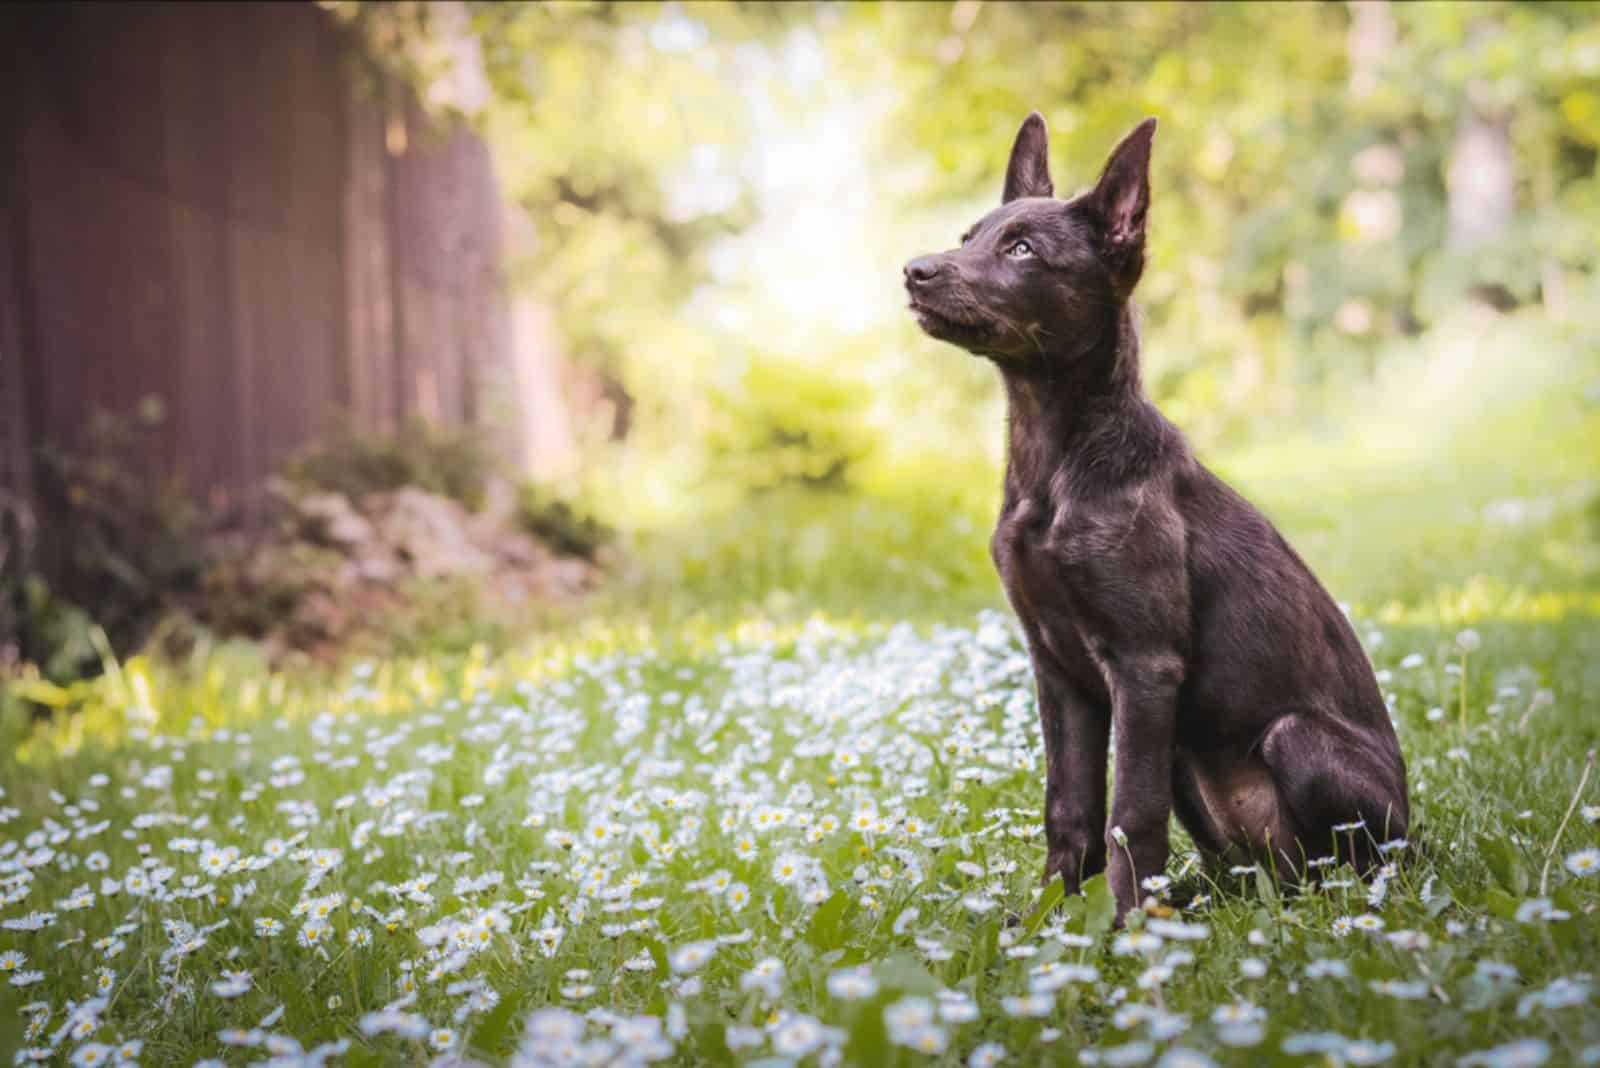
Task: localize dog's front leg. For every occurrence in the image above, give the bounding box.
[1033,652,1109,893]
[1104,650,1183,919]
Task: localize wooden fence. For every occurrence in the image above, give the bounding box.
[0,2,516,510]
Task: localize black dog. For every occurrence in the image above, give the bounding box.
[905,113,1409,918]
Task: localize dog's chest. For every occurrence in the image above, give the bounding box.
[991,496,1110,691]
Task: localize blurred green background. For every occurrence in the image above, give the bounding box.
[350,0,1600,630]
[8,0,1600,678]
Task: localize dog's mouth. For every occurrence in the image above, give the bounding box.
[907,297,993,340]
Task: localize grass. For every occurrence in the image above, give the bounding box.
[1,371,1597,1066]
[1,602,1595,1066]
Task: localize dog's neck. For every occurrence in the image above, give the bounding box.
[999,303,1151,500]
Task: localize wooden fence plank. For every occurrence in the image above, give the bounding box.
[0,7,35,506]
[5,2,515,509]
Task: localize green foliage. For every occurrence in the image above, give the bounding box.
[197,538,348,644]
[338,1,1600,518]
[513,482,613,561]
[1213,309,1600,618]
[850,1,1600,449]
[29,399,210,660]
[4,577,99,685]
[283,418,496,510]
[704,356,879,492]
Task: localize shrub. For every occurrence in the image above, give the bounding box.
[29,399,211,660]
[703,356,879,494]
[283,418,495,510]
[514,483,613,561]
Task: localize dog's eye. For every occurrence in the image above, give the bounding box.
[1006,240,1034,259]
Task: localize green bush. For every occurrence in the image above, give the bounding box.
[283,418,495,510]
[703,356,880,493]
[514,482,613,561]
[3,576,98,685]
[29,399,210,661]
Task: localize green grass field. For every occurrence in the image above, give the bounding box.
[2,374,1597,1067]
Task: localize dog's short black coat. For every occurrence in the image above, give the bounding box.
[905,113,1409,918]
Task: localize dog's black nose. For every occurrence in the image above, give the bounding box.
[904,256,944,285]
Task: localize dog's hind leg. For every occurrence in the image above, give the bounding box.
[1257,713,1410,876]
[1170,754,1236,863]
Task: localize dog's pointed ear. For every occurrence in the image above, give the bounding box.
[1002,112,1053,203]
[1087,117,1156,249]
